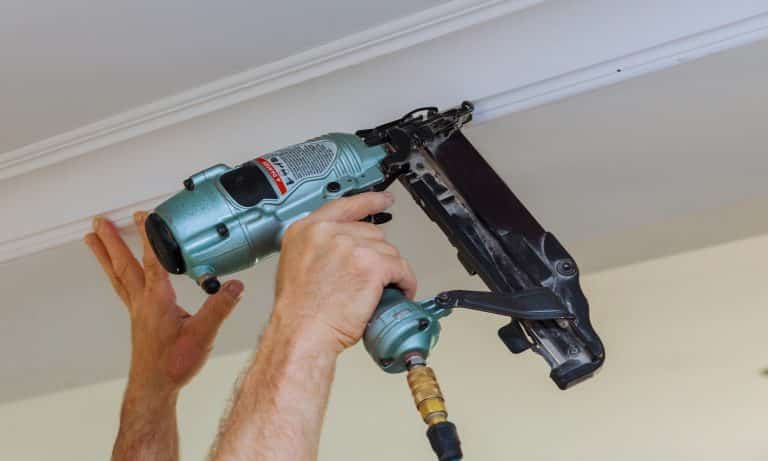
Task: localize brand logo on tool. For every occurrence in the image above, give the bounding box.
[268,157,296,187]
[256,158,288,194]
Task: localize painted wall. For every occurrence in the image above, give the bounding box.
[1,233,767,460]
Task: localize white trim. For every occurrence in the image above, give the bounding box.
[0,195,165,265]
[0,0,547,181]
[473,11,768,122]
[3,6,768,264]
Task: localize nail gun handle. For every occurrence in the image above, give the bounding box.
[363,286,446,374]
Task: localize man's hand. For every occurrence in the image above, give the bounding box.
[211,192,415,461]
[85,212,243,461]
[273,191,417,353]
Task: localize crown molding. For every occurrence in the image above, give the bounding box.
[0,0,548,181]
[3,2,768,265]
[473,11,768,122]
[0,195,165,264]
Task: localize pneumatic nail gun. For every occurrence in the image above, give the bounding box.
[145,102,605,460]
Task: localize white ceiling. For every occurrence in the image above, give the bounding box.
[2,37,768,403]
[468,37,768,257]
[0,0,441,152]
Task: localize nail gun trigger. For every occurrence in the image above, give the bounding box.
[361,212,393,225]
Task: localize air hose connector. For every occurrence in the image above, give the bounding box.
[405,354,462,461]
[407,363,448,425]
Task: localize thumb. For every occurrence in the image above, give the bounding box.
[189,280,244,343]
[307,191,394,223]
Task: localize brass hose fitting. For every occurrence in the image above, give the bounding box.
[405,354,463,460]
[406,361,448,426]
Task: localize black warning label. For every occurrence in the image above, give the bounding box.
[256,140,337,195]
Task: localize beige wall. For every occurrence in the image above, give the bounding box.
[2,233,767,460]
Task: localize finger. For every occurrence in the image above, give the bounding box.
[358,239,400,257]
[93,217,145,294]
[133,211,171,288]
[333,222,386,241]
[307,192,394,223]
[187,280,244,344]
[84,233,131,307]
[378,255,418,299]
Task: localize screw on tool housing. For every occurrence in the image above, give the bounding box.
[556,259,577,277]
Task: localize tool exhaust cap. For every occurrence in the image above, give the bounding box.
[145,212,186,274]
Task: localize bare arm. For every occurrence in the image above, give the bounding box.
[210,192,416,461]
[85,213,244,461]
[112,381,178,460]
[210,313,338,460]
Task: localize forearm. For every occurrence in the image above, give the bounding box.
[112,379,179,461]
[211,307,339,461]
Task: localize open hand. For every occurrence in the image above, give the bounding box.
[85,212,244,397]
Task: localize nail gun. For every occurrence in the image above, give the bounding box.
[145,102,605,461]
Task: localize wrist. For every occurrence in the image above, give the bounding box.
[114,376,179,459]
[118,378,177,436]
[124,370,179,411]
[268,300,346,358]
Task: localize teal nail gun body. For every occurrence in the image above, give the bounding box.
[146,102,605,460]
[145,132,388,289]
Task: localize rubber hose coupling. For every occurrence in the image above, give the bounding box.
[427,421,462,461]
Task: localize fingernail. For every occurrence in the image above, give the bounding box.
[83,233,94,246]
[382,191,395,203]
[225,281,244,298]
[133,211,144,225]
[92,216,102,232]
